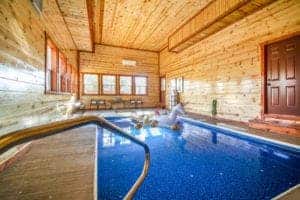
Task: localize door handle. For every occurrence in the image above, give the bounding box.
[267,83,271,86]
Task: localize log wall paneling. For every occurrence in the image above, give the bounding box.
[0,0,78,134]
[100,0,213,51]
[79,44,159,108]
[168,0,276,52]
[159,0,300,122]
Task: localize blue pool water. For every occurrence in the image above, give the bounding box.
[97,117,300,200]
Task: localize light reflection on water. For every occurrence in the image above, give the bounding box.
[97,118,300,200]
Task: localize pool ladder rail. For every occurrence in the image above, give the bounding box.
[0,115,150,200]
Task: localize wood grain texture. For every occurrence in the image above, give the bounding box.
[160,0,300,122]
[0,0,78,132]
[168,0,276,52]
[79,44,159,108]
[57,0,93,51]
[100,0,212,51]
[93,0,105,44]
[0,126,96,200]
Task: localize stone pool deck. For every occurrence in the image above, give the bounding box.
[0,125,96,200]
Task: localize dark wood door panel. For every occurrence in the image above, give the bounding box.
[271,58,280,80]
[271,87,279,106]
[286,86,296,107]
[266,35,300,116]
[286,55,296,79]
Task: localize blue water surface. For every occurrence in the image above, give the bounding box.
[97,118,300,200]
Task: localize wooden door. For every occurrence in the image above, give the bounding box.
[266,35,300,116]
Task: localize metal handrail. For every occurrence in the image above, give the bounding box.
[0,115,150,200]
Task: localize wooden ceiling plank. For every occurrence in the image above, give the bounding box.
[56,0,92,51]
[127,0,162,47]
[168,0,276,52]
[94,0,105,43]
[101,0,212,51]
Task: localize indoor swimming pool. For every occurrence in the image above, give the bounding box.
[97,117,300,200]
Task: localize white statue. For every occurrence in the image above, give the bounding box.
[66,94,82,116]
[152,103,186,130]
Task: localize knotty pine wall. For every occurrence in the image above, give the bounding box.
[0,0,78,134]
[160,0,300,122]
[79,44,159,108]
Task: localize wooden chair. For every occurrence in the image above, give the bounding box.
[90,99,98,110]
[90,99,107,110]
[136,98,143,108]
[96,99,107,110]
[110,97,124,110]
[129,99,137,108]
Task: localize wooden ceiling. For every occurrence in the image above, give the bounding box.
[97,0,213,51]
[169,0,276,52]
[50,0,278,52]
[56,0,92,51]
[42,0,77,50]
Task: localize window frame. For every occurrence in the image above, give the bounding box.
[80,73,149,96]
[82,73,100,95]
[45,35,59,93]
[59,52,67,93]
[119,75,133,95]
[134,76,148,96]
[66,64,72,93]
[160,77,166,91]
[71,65,78,94]
[170,78,177,92]
[101,74,117,95]
[45,33,73,95]
[176,77,183,92]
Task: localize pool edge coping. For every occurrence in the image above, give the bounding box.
[272,184,300,200]
[179,116,300,151]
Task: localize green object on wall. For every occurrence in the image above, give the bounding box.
[212,99,217,116]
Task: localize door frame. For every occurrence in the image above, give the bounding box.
[159,75,166,108]
[260,31,300,121]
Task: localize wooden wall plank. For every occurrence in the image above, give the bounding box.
[79,44,159,108]
[0,0,78,134]
[159,0,300,122]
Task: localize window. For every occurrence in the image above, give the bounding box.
[160,77,166,91]
[66,64,72,93]
[176,77,183,92]
[71,66,77,93]
[134,76,147,95]
[83,74,99,95]
[59,52,67,92]
[102,75,116,94]
[81,74,149,96]
[46,38,58,92]
[45,34,74,94]
[170,79,176,92]
[120,76,132,95]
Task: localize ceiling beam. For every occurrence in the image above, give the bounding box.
[168,0,276,52]
[94,0,105,44]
